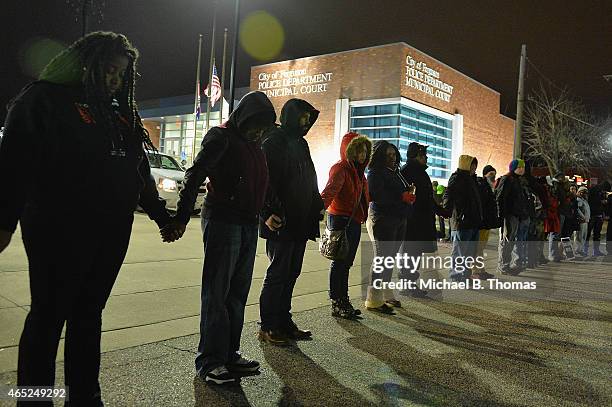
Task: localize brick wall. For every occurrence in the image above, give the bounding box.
[142,120,161,149]
[250,42,514,184]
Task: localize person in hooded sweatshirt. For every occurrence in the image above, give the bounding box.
[364,140,415,314]
[257,99,324,345]
[164,91,276,385]
[495,159,529,274]
[0,32,172,404]
[443,155,483,282]
[321,132,371,319]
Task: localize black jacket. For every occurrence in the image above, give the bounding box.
[176,91,276,225]
[367,166,413,219]
[400,159,440,253]
[495,173,529,220]
[0,81,169,232]
[444,169,483,231]
[259,99,324,241]
[588,182,610,217]
[477,177,501,229]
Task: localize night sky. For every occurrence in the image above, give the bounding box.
[2,0,611,123]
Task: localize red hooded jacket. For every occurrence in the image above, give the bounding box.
[321,132,372,223]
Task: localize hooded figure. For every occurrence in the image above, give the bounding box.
[321,132,372,318]
[443,155,483,281]
[443,155,483,231]
[176,91,276,224]
[259,98,323,241]
[173,91,277,384]
[321,132,372,220]
[257,98,323,345]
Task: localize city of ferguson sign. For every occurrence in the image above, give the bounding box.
[257,69,333,98]
[405,55,454,103]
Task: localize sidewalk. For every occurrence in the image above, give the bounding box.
[0,214,611,406]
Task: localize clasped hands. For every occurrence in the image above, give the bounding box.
[160,220,186,243]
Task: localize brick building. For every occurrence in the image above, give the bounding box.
[250,43,515,186]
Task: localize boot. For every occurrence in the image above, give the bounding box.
[593,241,606,256]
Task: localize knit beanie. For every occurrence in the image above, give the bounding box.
[482,165,496,176]
[509,159,525,172]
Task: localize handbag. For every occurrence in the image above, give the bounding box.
[319,180,363,261]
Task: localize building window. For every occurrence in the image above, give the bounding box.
[350,101,453,180]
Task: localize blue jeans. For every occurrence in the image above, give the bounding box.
[328,214,362,300]
[516,218,530,267]
[259,239,307,331]
[195,218,258,375]
[449,228,479,281]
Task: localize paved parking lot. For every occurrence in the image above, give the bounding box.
[0,213,610,406]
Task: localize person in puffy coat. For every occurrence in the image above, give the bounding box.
[321,132,371,319]
[473,165,500,278]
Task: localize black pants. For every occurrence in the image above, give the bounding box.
[17,210,133,406]
[587,216,603,243]
[328,215,362,300]
[259,239,307,331]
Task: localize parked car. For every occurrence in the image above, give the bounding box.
[145,151,205,213]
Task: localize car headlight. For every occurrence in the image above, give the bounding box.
[158,178,177,192]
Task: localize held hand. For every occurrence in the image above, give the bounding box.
[401,191,416,204]
[265,214,283,231]
[160,222,186,243]
[407,183,416,194]
[0,229,12,254]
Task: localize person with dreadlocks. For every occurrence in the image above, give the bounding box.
[0,32,171,405]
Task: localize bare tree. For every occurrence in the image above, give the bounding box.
[523,83,611,176]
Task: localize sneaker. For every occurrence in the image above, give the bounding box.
[205,366,236,385]
[257,329,290,346]
[366,303,396,315]
[227,356,260,373]
[400,287,428,298]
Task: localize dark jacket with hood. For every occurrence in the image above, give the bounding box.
[176,91,276,225]
[477,176,501,229]
[400,157,441,253]
[443,155,483,231]
[495,171,529,220]
[321,132,371,224]
[367,140,414,219]
[259,99,324,241]
[0,81,170,233]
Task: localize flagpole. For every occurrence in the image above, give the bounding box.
[228,0,240,113]
[220,28,228,121]
[205,1,217,134]
[192,34,203,164]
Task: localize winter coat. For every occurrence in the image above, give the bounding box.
[367,140,414,219]
[321,132,371,224]
[0,81,170,232]
[176,91,276,225]
[259,99,324,241]
[576,196,590,223]
[443,155,483,231]
[400,158,440,253]
[477,176,501,229]
[588,183,610,217]
[495,172,529,220]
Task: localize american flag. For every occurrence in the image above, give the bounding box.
[204,65,222,108]
[194,80,201,120]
